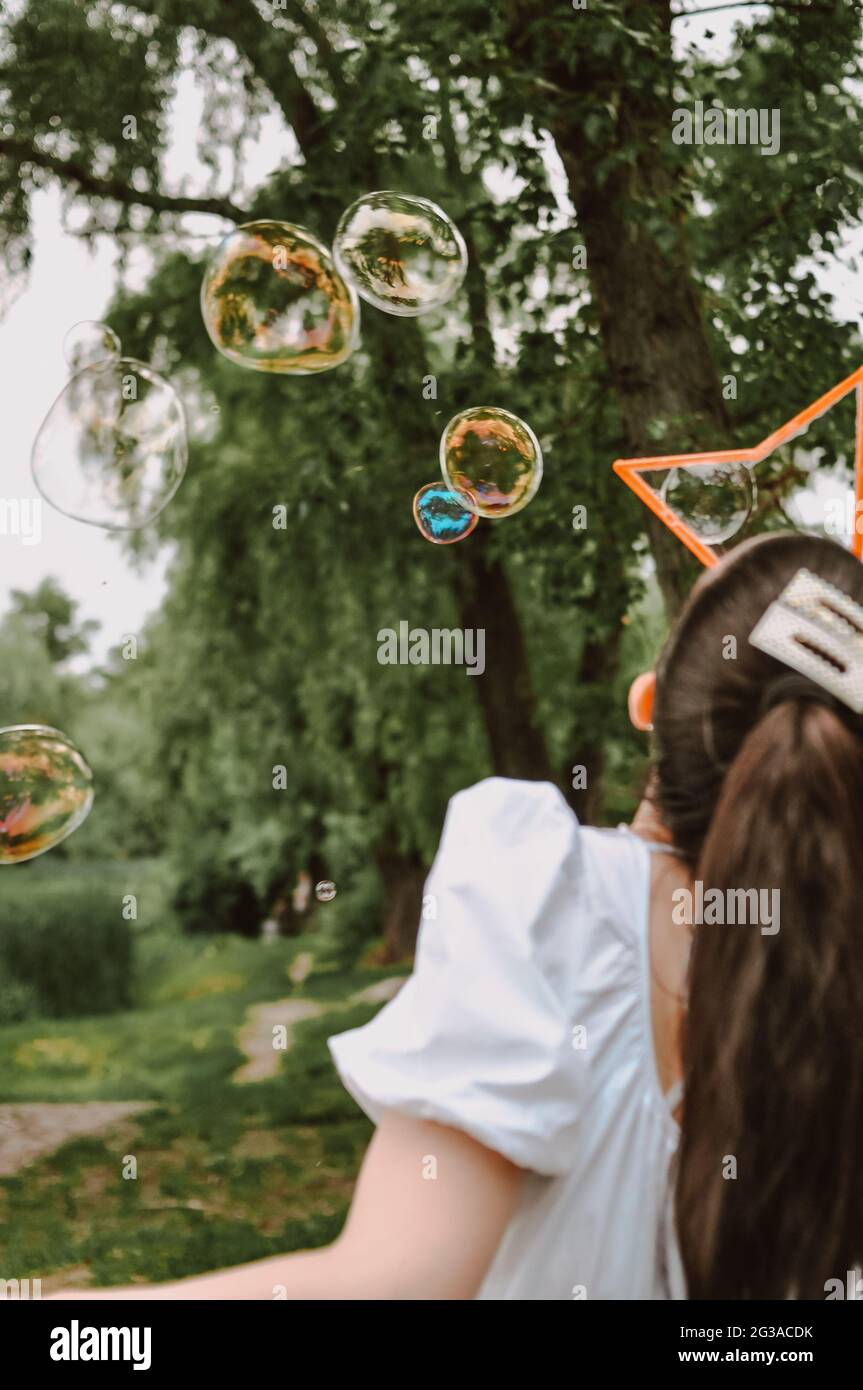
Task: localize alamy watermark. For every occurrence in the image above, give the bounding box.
[672,881,780,936]
[0,1277,42,1299]
[0,498,42,545]
[377,622,485,676]
[672,100,780,157]
[825,497,863,544]
[825,1268,863,1300]
[50,1322,151,1371]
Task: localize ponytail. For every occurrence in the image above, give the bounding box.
[675,697,863,1298]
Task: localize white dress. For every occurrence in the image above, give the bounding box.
[328,777,684,1300]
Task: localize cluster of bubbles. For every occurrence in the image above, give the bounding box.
[660,461,755,546]
[201,192,468,375]
[32,191,464,536]
[17,192,476,858]
[195,193,532,548]
[32,321,187,530]
[18,189,756,859]
[412,406,544,544]
[0,726,94,864]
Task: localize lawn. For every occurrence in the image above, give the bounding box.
[0,887,408,1290]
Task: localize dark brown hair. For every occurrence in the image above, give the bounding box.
[655,532,863,1299]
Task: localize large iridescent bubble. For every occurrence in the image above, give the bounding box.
[661,462,755,545]
[0,726,94,864]
[440,407,543,519]
[334,192,467,317]
[31,358,187,529]
[201,220,359,373]
[413,482,478,544]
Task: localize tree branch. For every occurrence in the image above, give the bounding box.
[208,0,327,158]
[265,0,348,96]
[0,137,250,221]
[672,2,770,15]
[438,78,495,372]
[119,0,329,161]
[671,2,838,17]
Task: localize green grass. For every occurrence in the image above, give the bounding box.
[0,881,410,1287]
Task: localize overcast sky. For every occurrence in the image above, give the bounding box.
[1,3,860,664]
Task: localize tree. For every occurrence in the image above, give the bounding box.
[1,0,861,953]
[8,578,100,665]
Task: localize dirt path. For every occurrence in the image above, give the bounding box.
[233,999,326,1083]
[0,978,407,1175]
[0,1101,151,1177]
[233,976,405,1085]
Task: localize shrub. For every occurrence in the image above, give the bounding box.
[0,879,134,1018]
[0,976,39,1025]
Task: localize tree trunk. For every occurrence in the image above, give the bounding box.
[453,525,554,781]
[376,849,428,962]
[207,10,561,793]
[530,0,732,613]
[566,631,623,822]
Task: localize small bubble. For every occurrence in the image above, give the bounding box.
[413,482,477,544]
[315,880,337,902]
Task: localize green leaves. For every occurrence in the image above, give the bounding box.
[3,0,861,951]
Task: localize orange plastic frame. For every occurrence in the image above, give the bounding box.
[613,365,863,568]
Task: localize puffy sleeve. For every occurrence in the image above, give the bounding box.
[328,777,588,1176]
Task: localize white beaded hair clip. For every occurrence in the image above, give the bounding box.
[749,567,863,715]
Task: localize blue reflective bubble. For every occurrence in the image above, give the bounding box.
[412,482,478,544]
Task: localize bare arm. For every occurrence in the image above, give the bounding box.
[50,1111,524,1301]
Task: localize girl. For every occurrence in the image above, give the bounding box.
[54,531,863,1300]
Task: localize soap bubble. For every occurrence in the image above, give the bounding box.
[63,320,122,372]
[31,358,187,529]
[440,406,543,519]
[0,725,94,864]
[315,880,337,902]
[334,192,467,316]
[413,482,478,544]
[201,220,359,373]
[661,461,755,545]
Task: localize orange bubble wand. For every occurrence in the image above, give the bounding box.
[613,365,863,568]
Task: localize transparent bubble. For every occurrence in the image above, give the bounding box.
[63,320,122,372]
[201,220,359,374]
[0,725,94,864]
[334,191,467,317]
[440,406,543,519]
[31,358,188,529]
[661,462,755,545]
[412,482,478,544]
[315,880,337,902]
